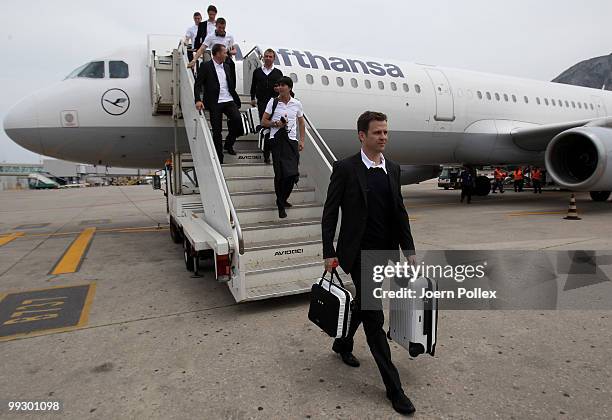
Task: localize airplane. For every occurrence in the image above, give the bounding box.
[4,37,612,201]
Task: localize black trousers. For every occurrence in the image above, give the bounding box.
[332,254,403,396]
[514,179,524,192]
[532,179,542,193]
[209,101,241,163]
[492,179,504,193]
[460,186,472,203]
[270,139,296,208]
[257,100,272,162]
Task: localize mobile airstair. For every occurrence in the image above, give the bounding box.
[149,38,338,302]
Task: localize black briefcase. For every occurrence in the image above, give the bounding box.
[308,269,352,338]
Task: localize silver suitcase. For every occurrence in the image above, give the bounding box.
[388,276,438,357]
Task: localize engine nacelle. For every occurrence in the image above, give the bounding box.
[544,127,612,191]
[400,165,442,185]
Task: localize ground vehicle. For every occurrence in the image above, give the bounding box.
[438,166,461,189]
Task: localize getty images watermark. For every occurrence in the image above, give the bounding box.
[372,260,496,300]
[356,250,612,310]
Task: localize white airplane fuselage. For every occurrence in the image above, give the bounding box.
[4,41,612,171]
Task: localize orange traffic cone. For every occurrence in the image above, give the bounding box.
[564,194,581,220]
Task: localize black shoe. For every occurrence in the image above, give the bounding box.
[264,159,271,165]
[225,148,236,155]
[278,207,287,218]
[386,391,416,416]
[336,352,359,367]
[283,201,292,208]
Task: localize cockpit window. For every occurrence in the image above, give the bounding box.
[109,61,129,78]
[66,61,105,79]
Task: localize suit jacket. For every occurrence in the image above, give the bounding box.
[321,152,415,273]
[194,59,241,110]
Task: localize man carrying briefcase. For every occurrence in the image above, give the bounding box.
[321,111,417,416]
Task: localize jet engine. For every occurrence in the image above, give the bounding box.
[400,165,442,185]
[545,127,612,191]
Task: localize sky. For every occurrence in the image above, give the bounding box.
[0,0,610,163]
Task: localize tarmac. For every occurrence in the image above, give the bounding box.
[0,182,610,419]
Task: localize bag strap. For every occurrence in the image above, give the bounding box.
[319,268,345,290]
[270,97,279,119]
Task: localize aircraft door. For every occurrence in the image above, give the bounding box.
[591,96,606,117]
[425,69,455,122]
[243,50,261,96]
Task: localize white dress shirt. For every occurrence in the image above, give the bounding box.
[361,149,387,174]
[262,65,275,76]
[265,97,304,141]
[206,20,216,37]
[185,24,198,45]
[213,60,233,103]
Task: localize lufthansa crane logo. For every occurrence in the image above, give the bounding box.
[101,89,130,116]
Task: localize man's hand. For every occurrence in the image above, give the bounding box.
[187,60,196,69]
[250,99,256,107]
[195,101,204,111]
[324,257,339,272]
[407,254,417,266]
[298,140,304,152]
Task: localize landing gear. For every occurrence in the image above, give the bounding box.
[590,191,611,202]
[474,176,492,196]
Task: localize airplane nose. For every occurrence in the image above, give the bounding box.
[3,96,43,154]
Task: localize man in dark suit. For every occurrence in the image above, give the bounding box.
[321,111,417,416]
[194,43,242,163]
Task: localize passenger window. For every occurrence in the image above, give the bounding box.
[584,102,588,109]
[76,61,105,78]
[350,78,358,88]
[390,82,397,91]
[321,75,329,86]
[306,74,314,84]
[290,73,298,83]
[512,95,517,103]
[590,103,594,110]
[536,97,540,105]
[544,98,549,105]
[486,92,492,100]
[402,83,409,92]
[558,99,563,107]
[109,61,129,78]
[551,99,556,106]
[578,102,582,109]
[524,96,529,104]
[336,77,344,87]
[365,80,372,89]
[378,81,385,90]
[571,101,576,108]
[414,84,421,93]
[565,100,569,107]
[503,94,508,102]
[477,91,483,99]
[495,93,500,101]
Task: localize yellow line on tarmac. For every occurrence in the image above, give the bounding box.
[507,211,569,217]
[50,228,96,275]
[12,225,169,239]
[0,232,24,247]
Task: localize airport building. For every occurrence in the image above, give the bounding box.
[0,160,153,190]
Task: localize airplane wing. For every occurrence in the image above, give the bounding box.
[509,117,612,151]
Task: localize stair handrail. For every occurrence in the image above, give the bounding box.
[177,45,245,255]
[303,113,337,166]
